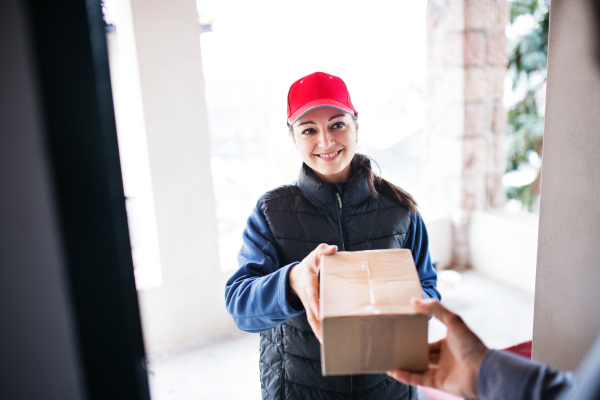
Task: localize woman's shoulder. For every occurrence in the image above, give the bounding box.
[373,182,408,205]
[257,183,302,208]
[374,179,418,214]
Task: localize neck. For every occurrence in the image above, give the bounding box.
[313,163,352,183]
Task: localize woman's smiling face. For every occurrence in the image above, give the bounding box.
[291,107,358,183]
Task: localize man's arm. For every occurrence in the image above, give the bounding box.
[387,299,576,400]
[478,350,575,400]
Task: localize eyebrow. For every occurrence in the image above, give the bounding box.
[297,114,347,127]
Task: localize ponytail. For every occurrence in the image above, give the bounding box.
[350,154,418,214]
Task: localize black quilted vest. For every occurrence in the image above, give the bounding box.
[257,163,418,400]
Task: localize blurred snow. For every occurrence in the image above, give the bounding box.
[503,163,538,187]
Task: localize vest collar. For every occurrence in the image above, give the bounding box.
[297,163,372,212]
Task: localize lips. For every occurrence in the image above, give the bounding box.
[316,149,342,159]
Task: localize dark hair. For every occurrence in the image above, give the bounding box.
[350,153,418,214]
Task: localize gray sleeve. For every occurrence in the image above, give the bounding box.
[564,334,600,400]
[477,350,575,400]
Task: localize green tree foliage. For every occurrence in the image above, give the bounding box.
[505,0,549,211]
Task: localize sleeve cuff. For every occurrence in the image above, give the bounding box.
[278,262,304,316]
[477,350,541,400]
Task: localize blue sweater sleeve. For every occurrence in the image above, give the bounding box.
[403,213,441,301]
[224,206,304,333]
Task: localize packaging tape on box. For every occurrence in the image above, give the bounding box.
[319,249,429,376]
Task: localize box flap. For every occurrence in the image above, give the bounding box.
[320,249,424,318]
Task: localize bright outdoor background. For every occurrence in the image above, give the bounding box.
[198,0,429,271]
[199,0,549,272]
[504,0,549,213]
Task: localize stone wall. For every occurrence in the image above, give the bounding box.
[424,0,509,269]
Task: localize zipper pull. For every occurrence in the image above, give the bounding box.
[336,192,342,209]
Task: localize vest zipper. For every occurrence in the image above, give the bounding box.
[335,192,346,251]
[336,191,353,398]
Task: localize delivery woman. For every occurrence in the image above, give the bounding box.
[225,72,440,400]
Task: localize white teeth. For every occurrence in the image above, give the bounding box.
[318,150,341,158]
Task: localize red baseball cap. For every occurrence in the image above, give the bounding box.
[286,72,358,126]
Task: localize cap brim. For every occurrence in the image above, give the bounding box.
[287,99,355,126]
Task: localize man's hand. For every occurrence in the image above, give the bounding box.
[288,243,337,343]
[387,298,489,399]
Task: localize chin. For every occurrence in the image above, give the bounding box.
[307,158,351,182]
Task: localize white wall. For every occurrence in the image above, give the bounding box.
[423,215,453,270]
[106,13,163,291]
[532,0,600,370]
[469,211,538,294]
[113,0,234,350]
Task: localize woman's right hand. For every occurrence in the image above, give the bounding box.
[288,243,338,343]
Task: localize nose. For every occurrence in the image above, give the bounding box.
[317,128,335,150]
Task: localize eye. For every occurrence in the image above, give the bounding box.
[302,128,316,135]
[331,121,346,129]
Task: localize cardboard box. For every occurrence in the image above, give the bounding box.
[319,249,429,376]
